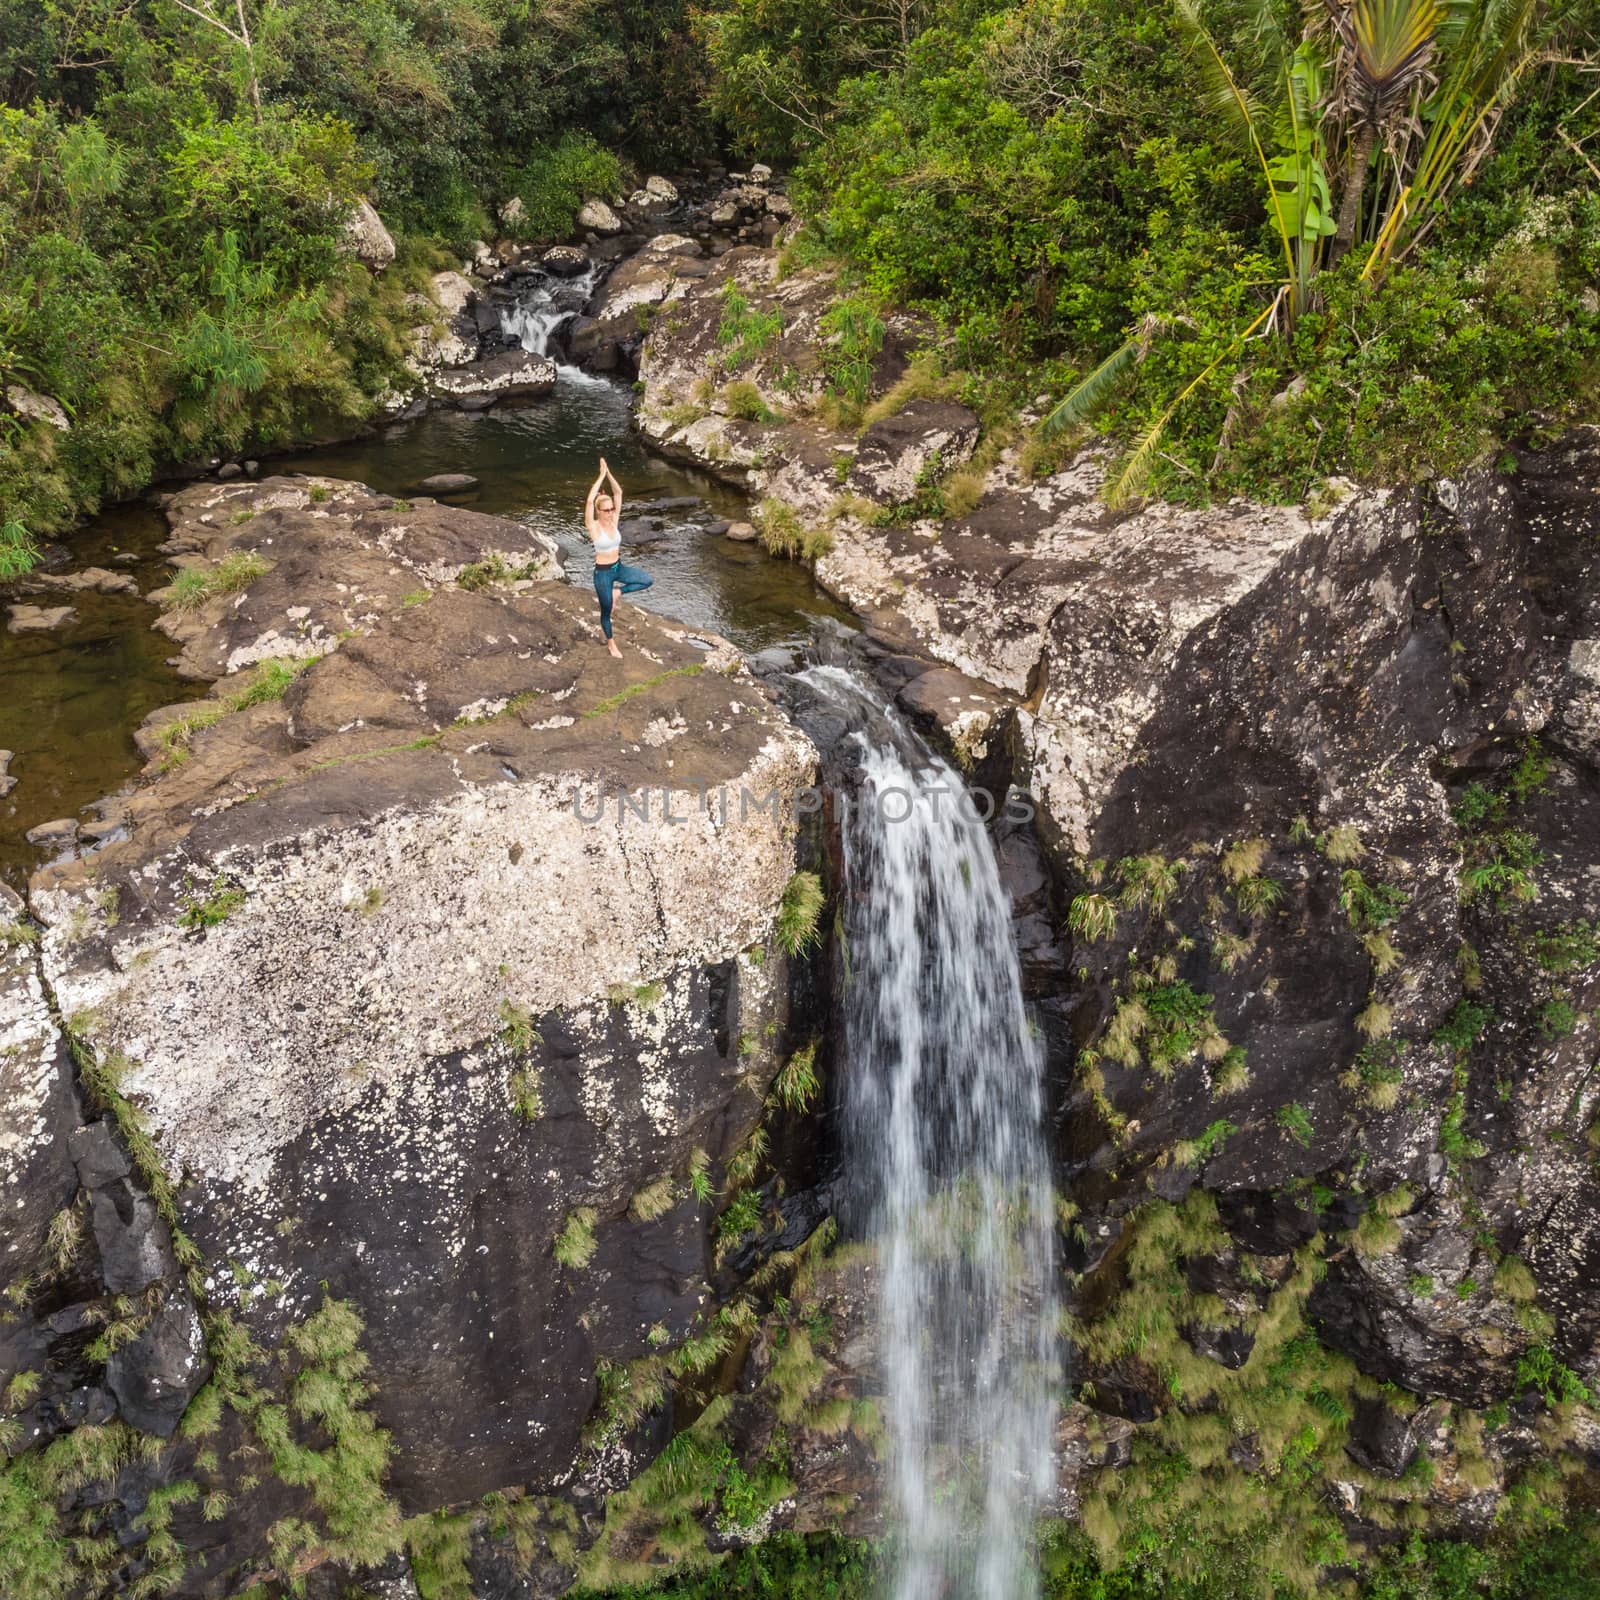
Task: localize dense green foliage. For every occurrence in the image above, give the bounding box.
[715,0,1600,500]
[588,1514,1600,1597]
[4,0,1595,545]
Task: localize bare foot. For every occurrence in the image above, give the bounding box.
[607,639,622,659]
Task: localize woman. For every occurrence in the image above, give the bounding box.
[585,457,653,658]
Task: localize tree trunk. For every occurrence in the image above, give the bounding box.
[1331,122,1378,266]
[234,0,263,122]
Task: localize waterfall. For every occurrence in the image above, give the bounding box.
[795,666,1058,1599]
[500,262,604,361]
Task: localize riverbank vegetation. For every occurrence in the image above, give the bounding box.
[589,1513,1600,1596]
[727,0,1600,504]
[3,0,1595,557]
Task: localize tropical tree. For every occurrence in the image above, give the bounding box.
[1039,0,1560,500]
[1360,0,1553,274]
[1326,0,1446,263]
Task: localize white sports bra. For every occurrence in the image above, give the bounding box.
[592,520,621,557]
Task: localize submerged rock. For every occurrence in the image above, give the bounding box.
[24,817,77,846]
[7,603,76,633]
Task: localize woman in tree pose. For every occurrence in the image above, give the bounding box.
[585,457,652,658]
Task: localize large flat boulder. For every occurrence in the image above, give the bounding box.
[30,579,818,1510]
[429,348,558,408]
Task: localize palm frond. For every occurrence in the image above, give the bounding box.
[1039,338,1142,439]
[1107,406,1180,507]
[1348,0,1445,78]
[1174,0,1270,145]
[1104,301,1277,507]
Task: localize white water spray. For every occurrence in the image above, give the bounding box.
[500,262,604,360]
[799,666,1058,1599]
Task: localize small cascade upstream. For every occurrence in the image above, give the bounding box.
[794,666,1059,1599]
[500,261,604,363]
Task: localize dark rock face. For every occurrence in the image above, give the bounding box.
[106,1290,210,1436]
[1058,439,1600,1400]
[90,1179,174,1294]
[1345,1395,1424,1477]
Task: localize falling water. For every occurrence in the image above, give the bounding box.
[796,666,1058,1599]
[500,262,604,360]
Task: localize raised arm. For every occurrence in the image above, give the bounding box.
[583,466,604,536]
[602,458,623,519]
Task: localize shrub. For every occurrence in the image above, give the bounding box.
[1533,921,1600,973]
[504,133,625,243]
[754,500,833,563]
[717,282,784,368]
[776,871,825,956]
[554,1209,598,1269]
[1515,1345,1594,1408]
[629,1177,678,1223]
[772,1041,821,1113]
[723,379,776,422]
[1494,1256,1538,1304]
[1339,870,1408,931]
[1276,1102,1314,1148]
[0,519,40,580]
[1067,892,1118,943]
[178,875,246,929]
[1118,854,1180,912]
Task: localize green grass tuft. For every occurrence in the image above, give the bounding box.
[776,871,825,957]
[554,1208,598,1269]
[163,548,269,611]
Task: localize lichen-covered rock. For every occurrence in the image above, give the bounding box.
[577,198,623,235]
[4,382,70,430]
[0,884,77,1285]
[408,269,482,371]
[850,400,979,505]
[428,348,558,408]
[341,198,396,272]
[147,475,560,678]
[28,577,818,1535]
[569,235,711,373]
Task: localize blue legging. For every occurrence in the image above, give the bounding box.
[593,560,653,640]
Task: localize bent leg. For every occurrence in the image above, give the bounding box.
[615,561,653,595]
[593,564,616,640]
